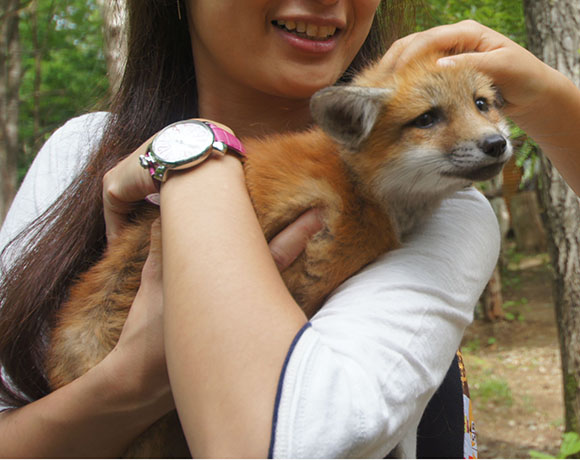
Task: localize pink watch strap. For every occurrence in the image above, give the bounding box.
[208,123,246,155]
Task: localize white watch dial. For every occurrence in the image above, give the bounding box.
[152,122,214,165]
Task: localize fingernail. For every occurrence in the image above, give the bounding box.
[145,193,161,206]
[437,57,457,67]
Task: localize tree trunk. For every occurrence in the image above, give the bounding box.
[481,265,504,321]
[523,0,580,435]
[509,190,547,253]
[30,0,41,145]
[0,0,21,223]
[97,0,127,94]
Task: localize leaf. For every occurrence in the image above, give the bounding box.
[559,432,580,457]
[529,449,556,459]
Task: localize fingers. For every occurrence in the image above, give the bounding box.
[103,135,158,242]
[268,208,324,272]
[141,218,163,290]
[381,20,506,73]
[145,218,163,271]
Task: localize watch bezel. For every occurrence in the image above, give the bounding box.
[148,120,215,170]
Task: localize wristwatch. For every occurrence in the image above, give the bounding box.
[139,120,246,182]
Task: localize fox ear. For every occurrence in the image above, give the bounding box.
[310,86,392,150]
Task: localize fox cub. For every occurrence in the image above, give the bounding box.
[47,55,512,457]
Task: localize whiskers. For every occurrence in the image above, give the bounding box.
[375,148,465,203]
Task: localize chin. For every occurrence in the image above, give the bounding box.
[266,67,345,99]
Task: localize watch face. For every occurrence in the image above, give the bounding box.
[151,121,214,166]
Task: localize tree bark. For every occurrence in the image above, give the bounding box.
[509,190,547,253]
[0,0,21,223]
[523,0,580,435]
[481,265,504,321]
[97,0,127,94]
[30,0,41,145]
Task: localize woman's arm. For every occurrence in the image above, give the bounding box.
[0,347,170,458]
[272,188,499,458]
[0,222,173,458]
[161,147,499,457]
[161,155,307,458]
[381,20,580,194]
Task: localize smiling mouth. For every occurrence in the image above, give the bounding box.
[273,20,338,41]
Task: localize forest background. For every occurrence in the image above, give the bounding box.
[1,0,579,458]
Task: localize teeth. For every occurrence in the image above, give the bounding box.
[306,23,318,37]
[274,20,337,40]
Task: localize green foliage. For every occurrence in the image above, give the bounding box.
[511,122,541,188]
[464,338,481,352]
[416,0,527,46]
[530,432,580,459]
[472,376,513,406]
[412,0,529,68]
[503,297,528,322]
[18,0,108,178]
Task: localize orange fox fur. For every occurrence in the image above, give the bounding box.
[46,55,512,457]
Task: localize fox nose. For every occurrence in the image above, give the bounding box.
[479,134,507,158]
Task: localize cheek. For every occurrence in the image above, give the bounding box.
[348,0,381,50]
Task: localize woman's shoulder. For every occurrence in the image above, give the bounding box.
[43,112,110,162]
[0,112,111,257]
[26,111,110,191]
[27,112,111,180]
[56,111,110,135]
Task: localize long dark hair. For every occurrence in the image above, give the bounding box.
[0,0,421,407]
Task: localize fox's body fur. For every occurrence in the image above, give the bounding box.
[46,55,512,457]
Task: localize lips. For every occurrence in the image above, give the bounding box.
[273,19,339,41]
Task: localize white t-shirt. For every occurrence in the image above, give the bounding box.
[0,113,500,458]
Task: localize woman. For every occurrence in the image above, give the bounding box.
[1,0,579,457]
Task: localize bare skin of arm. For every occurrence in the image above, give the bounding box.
[381,20,580,194]
[161,155,308,458]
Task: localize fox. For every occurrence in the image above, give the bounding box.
[46,54,512,457]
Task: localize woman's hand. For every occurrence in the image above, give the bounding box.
[102,135,158,242]
[381,20,554,119]
[269,208,323,271]
[381,20,580,193]
[101,218,173,411]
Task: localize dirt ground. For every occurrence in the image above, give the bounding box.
[461,253,564,458]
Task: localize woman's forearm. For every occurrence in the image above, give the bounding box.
[520,67,580,194]
[0,357,169,458]
[161,155,307,458]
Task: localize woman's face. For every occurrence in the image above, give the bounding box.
[187,0,380,100]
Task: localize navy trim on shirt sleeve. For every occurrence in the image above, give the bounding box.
[268,322,312,459]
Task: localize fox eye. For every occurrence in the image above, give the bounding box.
[475,97,489,112]
[413,110,439,129]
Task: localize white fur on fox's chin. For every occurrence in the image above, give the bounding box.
[372,143,510,238]
[376,148,469,201]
